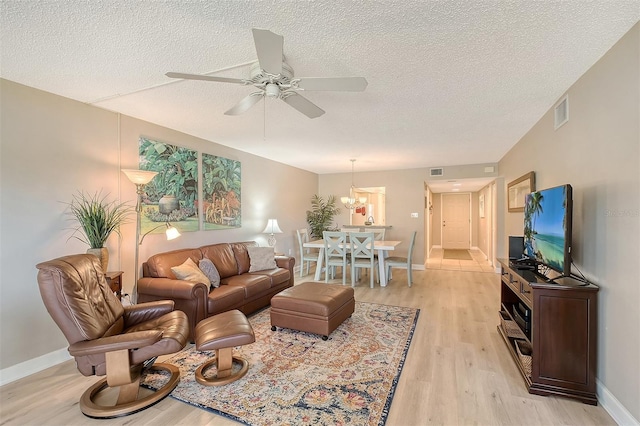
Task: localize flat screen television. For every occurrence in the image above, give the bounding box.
[523,184,573,277]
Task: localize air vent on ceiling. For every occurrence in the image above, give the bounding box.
[430,168,443,177]
[554,94,569,130]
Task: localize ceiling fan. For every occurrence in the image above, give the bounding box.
[166,28,368,119]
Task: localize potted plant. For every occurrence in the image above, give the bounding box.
[66,191,133,272]
[306,194,341,239]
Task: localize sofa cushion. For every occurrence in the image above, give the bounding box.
[171,258,210,286]
[247,246,276,272]
[200,243,237,279]
[206,285,245,315]
[249,267,291,287]
[231,241,257,274]
[223,274,271,298]
[199,258,220,289]
[145,248,203,279]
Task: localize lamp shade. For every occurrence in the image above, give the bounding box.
[165,225,181,240]
[262,219,283,234]
[122,169,158,185]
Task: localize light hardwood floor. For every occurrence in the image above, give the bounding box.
[0,267,615,425]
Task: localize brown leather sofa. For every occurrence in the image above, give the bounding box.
[137,241,294,339]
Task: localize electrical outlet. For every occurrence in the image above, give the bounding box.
[411,212,419,218]
[288,249,292,256]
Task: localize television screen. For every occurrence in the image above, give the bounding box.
[523,184,573,276]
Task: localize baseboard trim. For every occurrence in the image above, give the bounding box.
[0,347,71,387]
[597,378,640,426]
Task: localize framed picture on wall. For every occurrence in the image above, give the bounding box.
[201,153,241,230]
[479,194,485,218]
[507,172,535,212]
[138,137,199,233]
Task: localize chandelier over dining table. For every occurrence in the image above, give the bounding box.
[341,159,367,210]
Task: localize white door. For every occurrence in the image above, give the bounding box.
[442,193,470,249]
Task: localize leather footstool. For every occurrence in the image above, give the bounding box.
[194,310,255,386]
[270,282,355,340]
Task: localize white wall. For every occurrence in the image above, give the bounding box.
[498,23,639,423]
[0,79,318,372]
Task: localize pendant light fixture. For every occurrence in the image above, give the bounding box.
[340,159,367,210]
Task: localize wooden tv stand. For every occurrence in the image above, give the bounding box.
[497,259,599,405]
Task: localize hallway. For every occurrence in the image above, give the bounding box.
[426,247,496,273]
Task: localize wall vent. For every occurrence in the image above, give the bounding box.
[430,168,443,177]
[554,94,569,130]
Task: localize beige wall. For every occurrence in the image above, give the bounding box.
[0,79,318,370]
[477,184,492,258]
[498,23,639,420]
[431,193,442,247]
[319,168,427,263]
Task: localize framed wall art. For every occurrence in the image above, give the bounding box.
[138,137,199,233]
[201,153,241,230]
[507,171,535,213]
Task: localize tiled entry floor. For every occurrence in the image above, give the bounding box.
[426,247,496,273]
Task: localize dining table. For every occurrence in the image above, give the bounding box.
[303,239,402,286]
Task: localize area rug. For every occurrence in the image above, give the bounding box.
[443,249,473,260]
[143,302,419,426]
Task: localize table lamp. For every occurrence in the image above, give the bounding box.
[262,219,283,247]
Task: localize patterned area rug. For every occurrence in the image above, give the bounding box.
[443,249,473,260]
[143,302,419,426]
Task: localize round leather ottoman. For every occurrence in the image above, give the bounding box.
[194,309,255,386]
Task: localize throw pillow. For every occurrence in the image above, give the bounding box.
[248,246,277,272]
[171,257,211,287]
[199,258,220,289]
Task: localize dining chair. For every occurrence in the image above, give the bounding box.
[385,231,417,287]
[323,231,349,284]
[296,228,318,277]
[349,232,378,288]
[371,228,386,241]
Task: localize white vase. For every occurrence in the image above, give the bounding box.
[87,247,109,273]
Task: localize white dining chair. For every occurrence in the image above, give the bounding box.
[349,232,378,288]
[385,231,417,287]
[371,228,386,241]
[323,231,349,285]
[296,228,318,278]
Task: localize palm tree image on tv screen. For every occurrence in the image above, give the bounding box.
[523,184,572,274]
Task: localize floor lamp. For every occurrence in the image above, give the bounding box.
[122,169,181,303]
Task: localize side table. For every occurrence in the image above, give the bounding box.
[105,271,123,301]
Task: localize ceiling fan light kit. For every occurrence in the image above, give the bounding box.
[166,28,367,119]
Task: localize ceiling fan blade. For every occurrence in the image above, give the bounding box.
[166,72,246,85]
[296,77,368,91]
[252,28,283,75]
[282,93,325,119]
[224,92,264,115]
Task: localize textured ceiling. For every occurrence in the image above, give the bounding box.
[1,1,638,175]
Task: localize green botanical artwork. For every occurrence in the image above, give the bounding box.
[201,153,241,230]
[138,137,198,234]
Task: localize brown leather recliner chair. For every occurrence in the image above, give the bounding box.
[36,254,190,418]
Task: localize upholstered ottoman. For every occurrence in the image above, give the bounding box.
[270,282,355,340]
[194,310,255,386]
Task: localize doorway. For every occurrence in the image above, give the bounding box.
[441,193,471,249]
